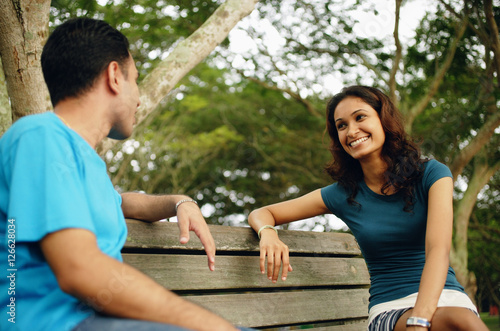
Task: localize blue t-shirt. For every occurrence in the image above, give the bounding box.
[0,112,127,330]
[321,160,464,309]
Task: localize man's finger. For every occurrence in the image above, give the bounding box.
[191,223,216,271]
[178,220,190,244]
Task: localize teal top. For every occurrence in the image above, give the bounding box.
[321,160,465,309]
[0,112,127,330]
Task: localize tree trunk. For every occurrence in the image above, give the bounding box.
[450,147,500,303]
[0,0,52,124]
[96,0,259,155]
[0,60,11,136]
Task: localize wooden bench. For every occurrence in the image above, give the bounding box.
[123,219,370,330]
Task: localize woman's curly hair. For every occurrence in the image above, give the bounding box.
[324,85,425,212]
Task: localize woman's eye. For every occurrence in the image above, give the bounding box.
[337,123,346,130]
[356,114,366,121]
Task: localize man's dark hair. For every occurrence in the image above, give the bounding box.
[41,18,130,106]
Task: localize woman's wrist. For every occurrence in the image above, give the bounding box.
[257,225,278,239]
[406,316,431,328]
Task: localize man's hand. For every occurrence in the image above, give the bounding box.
[121,192,216,271]
[175,200,216,271]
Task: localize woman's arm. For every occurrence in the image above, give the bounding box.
[409,177,454,329]
[248,189,330,282]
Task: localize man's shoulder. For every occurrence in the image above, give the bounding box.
[0,112,72,161]
[1,112,59,142]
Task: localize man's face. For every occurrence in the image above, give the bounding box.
[108,56,140,140]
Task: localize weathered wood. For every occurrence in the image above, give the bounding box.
[185,289,369,327]
[123,254,370,290]
[125,219,362,256]
[311,320,369,331]
[123,219,370,330]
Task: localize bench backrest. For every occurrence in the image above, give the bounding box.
[123,219,370,330]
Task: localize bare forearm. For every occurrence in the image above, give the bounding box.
[412,249,450,320]
[248,208,276,233]
[121,192,190,222]
[67,252,236,330]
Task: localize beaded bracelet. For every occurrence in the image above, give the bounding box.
[175,199,198,212]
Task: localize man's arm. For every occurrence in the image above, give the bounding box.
[40,228,237,330]
[121,192,215,271]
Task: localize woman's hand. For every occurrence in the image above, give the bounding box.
[259,229,293,282]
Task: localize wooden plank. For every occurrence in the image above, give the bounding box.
[123,254,370,290]
[308,320,369,330]
[183,289,369,328]
[124,219,361,256]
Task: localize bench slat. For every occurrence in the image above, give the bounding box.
[184,289,369,328]
[124,220,370,329]
[310,320,369,330]
[125,219,361,256]
[123,254,370,290]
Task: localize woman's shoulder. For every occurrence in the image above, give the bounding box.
[423,159,451,174]
[421,159,453,188]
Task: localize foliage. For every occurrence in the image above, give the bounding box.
[469,174,500,310]
[50,0,225,78]
[107,62,330,224]
[28,0,499,309]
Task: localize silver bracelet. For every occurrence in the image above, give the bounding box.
[175,198,198,212]
[406,317,431,328]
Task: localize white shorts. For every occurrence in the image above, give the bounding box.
[368,289,479,328]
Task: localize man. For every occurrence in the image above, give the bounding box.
[0,17,243,331]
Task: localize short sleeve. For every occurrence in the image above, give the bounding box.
[6,125,95,242]
[321,182,346,216]
[422,159,453,193]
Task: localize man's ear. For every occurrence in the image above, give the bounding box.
[106,61,121,95]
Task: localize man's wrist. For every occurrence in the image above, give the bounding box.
[175,198,198,212]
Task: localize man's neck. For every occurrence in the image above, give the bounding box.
[54,98,111,149]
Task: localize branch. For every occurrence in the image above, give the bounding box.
[452,146,500,267]
[97,0,259,155]
[449,105,500,179]
[484,0,500,88]
[469,225,500,241]
[405,16,468,131]
[388,0,403,104]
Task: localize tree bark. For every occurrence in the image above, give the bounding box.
[388,0,403,105]
[96,0,259,155]
[484,0,500,88]
[450,147,500,302]
[0,60,11,137]
[0,0,52,124]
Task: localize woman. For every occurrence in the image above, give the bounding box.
[248,86,488,331]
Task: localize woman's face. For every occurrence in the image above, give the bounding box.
[333,96,386,162]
